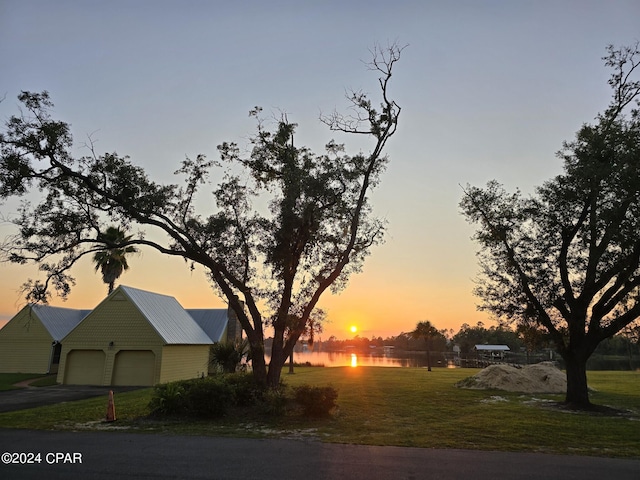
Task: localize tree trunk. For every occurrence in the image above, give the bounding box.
[266,329,287,388]
[426,343,432,372]
[245,332,267,387]
[288,352,294,374]
[267,353,285,388]
[563,354,591,408]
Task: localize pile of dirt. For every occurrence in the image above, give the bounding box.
[456,362,567,394]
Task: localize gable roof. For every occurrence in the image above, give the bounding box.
[31,305,92,342]
[116,286,213,345]
[187,309,228,343]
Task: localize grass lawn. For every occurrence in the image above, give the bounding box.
[0,367,638,458]
[0,373,47,391]
[27,375,58,387]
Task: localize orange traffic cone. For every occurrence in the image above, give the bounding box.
[106,390,116,422]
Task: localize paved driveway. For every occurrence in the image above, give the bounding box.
[0,385,142,413]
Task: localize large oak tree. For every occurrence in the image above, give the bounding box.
[0,44,404,388]
[460,44,640,409]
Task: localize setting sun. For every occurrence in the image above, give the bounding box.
[350,325,358,333]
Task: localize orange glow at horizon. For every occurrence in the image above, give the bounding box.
[0,239,494,340]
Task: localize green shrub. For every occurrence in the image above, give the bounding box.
[210,339,249,373]
[148,381,187,417]
[150,374,336,419]
[224,372,265,406]
[293,384,338,417]
[149,377,234,418]
[185,377,234,418]
[258,385,289,416]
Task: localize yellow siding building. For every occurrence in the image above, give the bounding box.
[0,285,235,385]
[57,286,217,386]
[0,305,89,374]
[57,286,226,385]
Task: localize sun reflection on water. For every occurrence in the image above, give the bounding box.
[267,351,450,368]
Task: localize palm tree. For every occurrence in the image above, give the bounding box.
[210,338,250,373]
[411,320,440,371]
[92,226,139,295]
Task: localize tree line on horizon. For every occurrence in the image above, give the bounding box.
[303,321,640,361]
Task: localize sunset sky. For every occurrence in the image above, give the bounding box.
[1,1,639,339]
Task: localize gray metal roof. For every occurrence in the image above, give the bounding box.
[117,286,213,345]
[31,305,91,342]
[187,309,228,343]
[475,344,510,351]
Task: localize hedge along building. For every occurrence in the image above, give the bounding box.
[0,305,91,374]
[56,285,236,386]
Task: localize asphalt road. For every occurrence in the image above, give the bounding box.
[1,386,639,479]
[1,429,639,480]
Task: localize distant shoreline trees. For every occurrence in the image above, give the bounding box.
[311,322,639,370]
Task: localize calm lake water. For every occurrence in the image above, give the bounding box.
[286,350,450,368]
[275,351,639,370]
